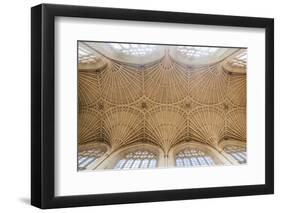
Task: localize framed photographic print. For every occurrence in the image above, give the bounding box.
[31,3,274,209]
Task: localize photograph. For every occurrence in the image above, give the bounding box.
[77,42,247,171]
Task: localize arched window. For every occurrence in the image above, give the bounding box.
[175,147,215,167]
[110,43,156,56]
[224,145,246,164]
[177,46,220,58]
[78,147,106,170]
[114,150,157,170]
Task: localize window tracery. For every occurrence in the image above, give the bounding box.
[114,150,157,170]
[224,145,246,164]
[175,147,215,167]
[78,42,99,63]
[110,43,156,56]
[177,46,219,58]
[78,147,106,170]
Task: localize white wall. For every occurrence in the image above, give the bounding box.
[0,0,279,212]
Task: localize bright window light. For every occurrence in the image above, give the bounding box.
[177,46,220,58]
[224,145,246,164]
[175,147,215,167]
[230,51,247,67]
[110,43,156,56]
[114,149,157,170]
[78,43,98,63]
[78,148,105,170]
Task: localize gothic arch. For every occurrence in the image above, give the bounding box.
[97,143,165,170]
[168,141,230,167]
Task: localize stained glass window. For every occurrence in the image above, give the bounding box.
[224,145,246,164]
[114,150,157,170]
[78,147,105,170]
[110,43,156,56]
[177,46,220,58]
[176,147,215,167]
[78,42,99,63]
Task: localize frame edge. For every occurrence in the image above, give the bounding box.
[31,4,43,208]
[265,18,274,194]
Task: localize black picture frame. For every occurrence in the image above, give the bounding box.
[31,3,274,209]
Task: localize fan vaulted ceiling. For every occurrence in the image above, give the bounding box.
[78,42,247,154]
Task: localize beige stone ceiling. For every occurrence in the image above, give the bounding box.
[78,42,247,154]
